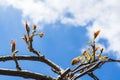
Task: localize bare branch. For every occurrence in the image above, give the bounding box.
[22,23,64,74]
[74,61,105,80]
[107,58,120,62]
[11,41,22,71]
[57,68,71,80]
[0,68,56,80]
[72,58,120,80]
[0,55,64,75]
[72,61,98,74]
[12,56,22,71]
[88,72,99,80]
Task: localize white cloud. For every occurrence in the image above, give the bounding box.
[86,0,120,58]
[0,0,120,58]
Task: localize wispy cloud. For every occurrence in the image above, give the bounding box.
[0,0,120,58]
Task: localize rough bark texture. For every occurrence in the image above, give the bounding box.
[0,68,56,80]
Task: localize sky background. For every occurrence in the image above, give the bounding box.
[0,0,120,80]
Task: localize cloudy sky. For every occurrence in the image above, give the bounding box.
[0,0,120,80]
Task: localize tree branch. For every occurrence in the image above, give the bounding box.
[88,72,99,80]
[72,60,98,72]
[107,58,120,62]
[73,61,105,80]
[0,55,64,75]
[0,68,56,80]
[57,68,71,80]
[72,58,120,80]
[72,61,98,75]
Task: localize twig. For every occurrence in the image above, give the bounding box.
[11,41,22,71]
[74,61,105,80]
[12,55,22,71]
[88,72,99,80]
[107,58,120,62]
[72,61,97,74]
[72,60,98,73]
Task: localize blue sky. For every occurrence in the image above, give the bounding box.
[0,0,120,80]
